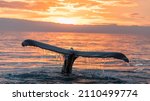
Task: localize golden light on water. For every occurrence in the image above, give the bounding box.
[17,32,134,69]
[1,32,150,71]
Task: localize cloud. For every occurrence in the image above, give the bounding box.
[0,0,149,25]
[0,8,50,20]
[0,0,60,11]
[129,13,145,19]
[0,1,28,9]
[0,0,137,14]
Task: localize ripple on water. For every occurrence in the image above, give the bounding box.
[0,67,149,84]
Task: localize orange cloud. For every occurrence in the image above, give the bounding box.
[0,0,60,11]
[0,1,28,9]
[0,8,50,20]
[0,0,149,25]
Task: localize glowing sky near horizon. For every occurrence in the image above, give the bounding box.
[0,0,150,25]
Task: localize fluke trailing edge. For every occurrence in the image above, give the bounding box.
[22,39,129,75]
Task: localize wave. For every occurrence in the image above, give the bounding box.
[0,67,149,84]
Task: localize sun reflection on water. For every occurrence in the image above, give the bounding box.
[0,32,150,70]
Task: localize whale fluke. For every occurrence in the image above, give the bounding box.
[22,39,129,74]
[22,39,69,54]
[76,51,129,63]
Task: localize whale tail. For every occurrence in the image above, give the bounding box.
[22,39,129,74]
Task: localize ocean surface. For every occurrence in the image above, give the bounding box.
[0,32,150,84]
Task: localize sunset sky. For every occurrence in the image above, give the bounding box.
[0,0,150,26]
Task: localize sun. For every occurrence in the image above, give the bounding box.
[55,18,77,24]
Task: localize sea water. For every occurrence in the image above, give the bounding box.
[0,32,150,83]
